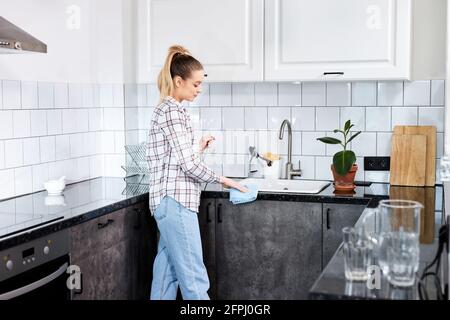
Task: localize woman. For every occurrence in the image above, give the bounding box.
[147,45,248,300]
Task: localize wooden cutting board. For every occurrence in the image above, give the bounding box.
[393,126,436,186]
[390,134,427,186]
[389,186,435,244]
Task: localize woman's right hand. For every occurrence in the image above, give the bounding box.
[219,176,248,193]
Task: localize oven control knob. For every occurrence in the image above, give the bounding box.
[6,260,13,271]
[43,246,50,255]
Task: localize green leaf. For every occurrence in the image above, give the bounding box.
[347,131,362,144]
[333,150,356,175]
[344,120,351,132]
[317,137,342,144]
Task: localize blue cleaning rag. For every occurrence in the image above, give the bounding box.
[229,184,259,205]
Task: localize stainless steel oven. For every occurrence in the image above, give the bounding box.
[0,229,71,300]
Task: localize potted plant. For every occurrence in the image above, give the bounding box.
[317,120,361,191]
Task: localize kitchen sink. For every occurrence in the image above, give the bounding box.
[238,178,331,194]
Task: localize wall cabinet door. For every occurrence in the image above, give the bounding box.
[265,0,411,81]
[322,203,366,269]
[215,199,322,299]
[137,0,264,82]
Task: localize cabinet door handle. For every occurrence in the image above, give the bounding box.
[206,203,212,223]
[323,71,344,75]
[217,203,222,223]
[133,208,142,230]
[326,208,331,229]
[98,219,114,229]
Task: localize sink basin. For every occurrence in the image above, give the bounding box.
[239,178,331,194]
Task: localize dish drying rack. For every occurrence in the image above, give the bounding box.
[121,143,150,195]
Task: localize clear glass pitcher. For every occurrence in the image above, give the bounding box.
[361,199,423,287]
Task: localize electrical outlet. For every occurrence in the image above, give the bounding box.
[364,156,390,171]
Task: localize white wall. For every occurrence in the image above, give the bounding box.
[0,0,128,83]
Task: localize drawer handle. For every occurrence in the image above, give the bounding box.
[98,219,114,229]
[323,71,344,76]
[326,208,331,229]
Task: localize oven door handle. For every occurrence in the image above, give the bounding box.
[0,262,68,300]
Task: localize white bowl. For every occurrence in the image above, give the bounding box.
[44,179,66,195]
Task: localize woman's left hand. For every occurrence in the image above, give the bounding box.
[199,135,215,153]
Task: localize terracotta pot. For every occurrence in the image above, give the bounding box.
[331,164,358,191]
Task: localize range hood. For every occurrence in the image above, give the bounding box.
[0,16,47,54]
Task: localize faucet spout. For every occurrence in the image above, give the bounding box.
[278,119,301,179]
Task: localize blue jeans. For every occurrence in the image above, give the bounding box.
[150,196,210,300]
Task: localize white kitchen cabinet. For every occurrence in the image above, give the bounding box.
[137,0,264,83]
[265,0,446,81]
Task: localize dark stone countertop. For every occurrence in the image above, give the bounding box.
[0,177,149,251]
[309,185,447,300]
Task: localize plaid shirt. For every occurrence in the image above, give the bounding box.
[146,96,220,213]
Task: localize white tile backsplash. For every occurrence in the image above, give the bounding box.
[21,81,38,109]
[245,107,267,130]
[326,82,351,106]
[5,139,23,168]
[0,169,15,199]
[54,83,69,108]
[30,110,47,136]
[418,107,444,132]
[366,107,391,131]
[100,84,114,108]
[47,110,63,135]
[431,80,445,106]
[302,83,326,106]
[315,156,333,180]
[376,132,392,156]
[13,110,31,138]
[278,83,301,106]
[210,84,232,107]
[404,81,430,106]
[268,107,290,130]
[2,80,21,109]
[200,108,222,130]
[38,82,55,108]
[255,83,277,106]
[14,166,32,195]
[0,77,445,200]
[391,107,418,128]
[350,132,376,156]
[302,132,326,155]
[39,136,56,162]
[32,163,48,192]
[232,83,254,106]
[0,141,4,169]
[352,82,376,106]
[23,138,40,166]
[55,135,70,160]
[377,82,403,106]
[291,107,315,131]
[222,107,244,130]
[316,107,339,131]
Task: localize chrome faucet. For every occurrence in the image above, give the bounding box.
[278,119,302,179]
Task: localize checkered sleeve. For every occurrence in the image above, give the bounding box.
[160,106,221,183]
